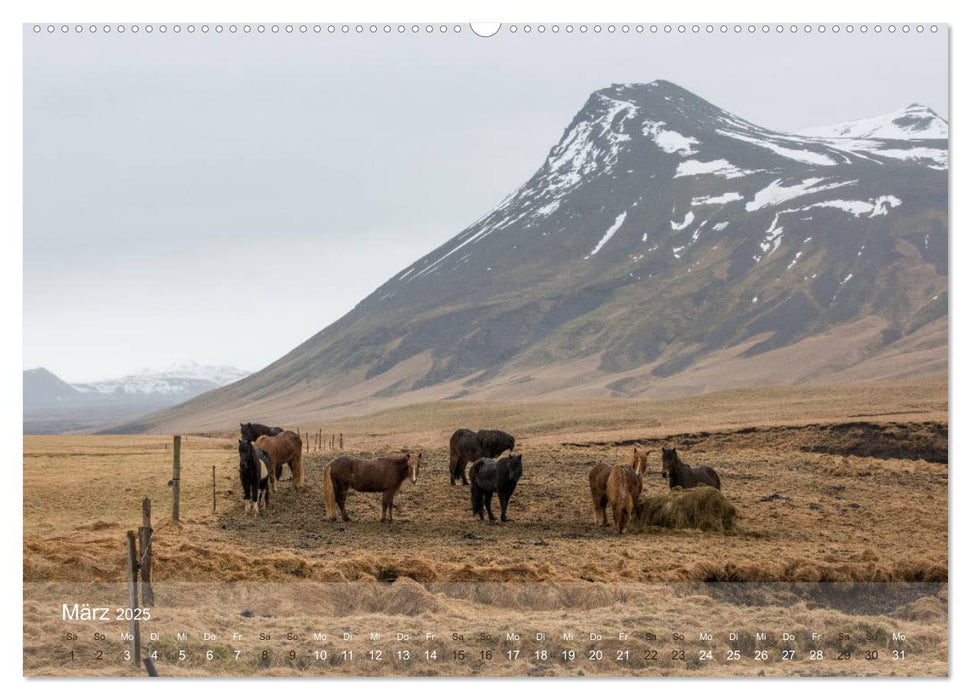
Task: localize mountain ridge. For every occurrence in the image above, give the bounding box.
[108,80,948,433]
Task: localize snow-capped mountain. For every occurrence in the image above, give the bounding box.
[119,80,947,432]
[24,363,250,433]
[73,362,250,396]
[799,103,948,141]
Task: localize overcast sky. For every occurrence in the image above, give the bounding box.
[23,25,948,382]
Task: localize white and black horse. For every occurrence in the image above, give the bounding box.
[238,438,271,515]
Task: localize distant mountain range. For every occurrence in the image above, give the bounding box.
[109,80,948,433]
[23,363,250,433]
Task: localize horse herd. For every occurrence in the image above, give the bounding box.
[237,422,721,534]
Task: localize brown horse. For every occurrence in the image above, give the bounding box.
[589,446,651,532]
[323,453,421,522]
[254,430,303,491]
[661,446,721,490]
[607,463,643,534]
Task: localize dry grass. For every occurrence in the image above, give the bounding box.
[635,486,737,532]
[22,384,948,676]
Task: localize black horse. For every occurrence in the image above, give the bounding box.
[238,438,272,515]
[240,422,284,443]
[449,428,516,486]
[661,447,721,490]
[469,454,523,522]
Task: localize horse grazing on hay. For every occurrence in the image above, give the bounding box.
[469,453,523,523]
[323,453,421,522]
[240,422,284,442]
[254,430,303,491]
[238,438,271,515]
[661,446,721,490]
[449,428,516,486]
[589,446,650,534]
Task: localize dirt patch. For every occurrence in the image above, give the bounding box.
[568,421,947,463]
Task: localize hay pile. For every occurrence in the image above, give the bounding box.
[634,486,737,532]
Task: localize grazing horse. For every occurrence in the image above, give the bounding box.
[661,446,721,490]
[254,430,303,491]
[323,453,421,522]
[469,454,523,522]
[238,438,271,515]
[589,446,651,532]
[240,422,284,443]
[449,428,516,486]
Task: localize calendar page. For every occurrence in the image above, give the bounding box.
[22,21,948,678]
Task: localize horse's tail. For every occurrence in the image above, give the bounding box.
[323,463,337,520]
[613,485,634,534]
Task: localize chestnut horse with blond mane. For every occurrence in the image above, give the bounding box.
[589,446,651,534]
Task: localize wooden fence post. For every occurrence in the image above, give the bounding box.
[126,530,141,669]
[212,465,217,514]
[171,435,181,523]
[138,499,154,607]
[340,432,343,450]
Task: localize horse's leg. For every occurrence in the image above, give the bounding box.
[617,506,629,534]
[461,458,470,486]
[382,490,396,523]
[594,495,607,526]
[471,484,483,519]
[336,484,351,521]
[484,491,496,522]
[499,490,510,522]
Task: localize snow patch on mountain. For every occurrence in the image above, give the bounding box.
[587,211,628,257]
[675,159,755,179]
[799,104,948,140]
[642,120,700,155]
[756,194,902,263]
[544,94,638,196]
[807,196,902,218]
[718,130,838,166]
[746,178,857,212]
[692,192,743,206]
[670,211,696,231]
[873,147,948,170]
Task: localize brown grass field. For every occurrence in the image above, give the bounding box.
[22,380,948,676]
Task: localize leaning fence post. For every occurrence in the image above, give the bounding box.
[138,498,154,607]
[171,435,181,523]
[126,530,141,669]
